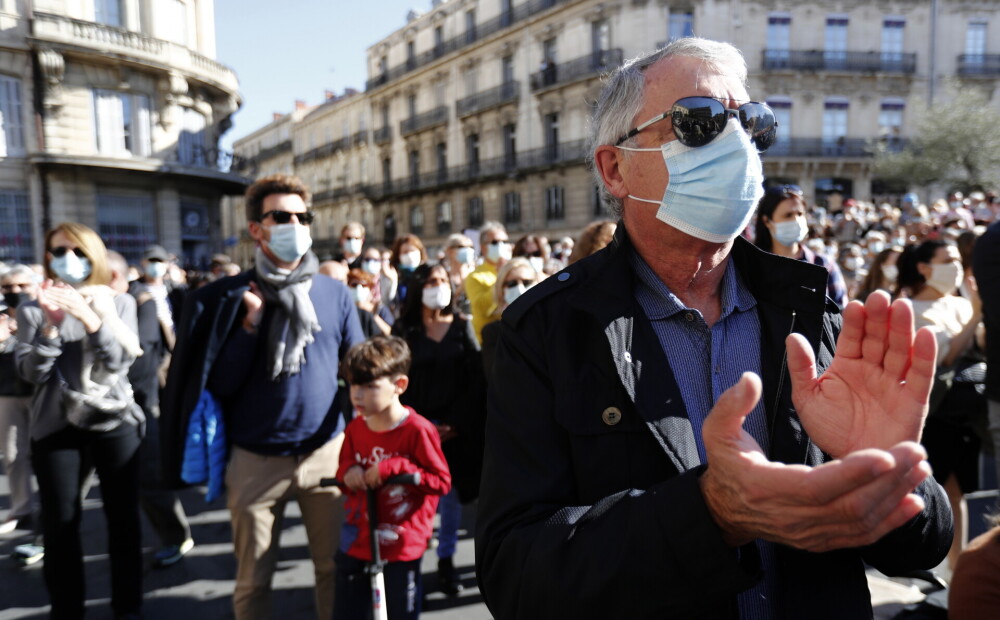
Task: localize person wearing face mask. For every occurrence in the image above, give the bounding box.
[161,174,364,620]
[898,240,985,576]
[392,263,486,598]
[512,235,551,280]
[465,221,511,343]
[346,269,391,338]
[125,246,194,569]
[754,185,847,308]
[338,222,365,269]
[479,257,538,381]
[357,246,396,329]
[14,222,145,619]
[856,246,903,303]
[0,265,39,536]
[388,234,427,316]
[442,233,476,316]
[477,39,950,619]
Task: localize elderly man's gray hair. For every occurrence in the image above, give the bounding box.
[588,38,749,219]
[478,220,507,242]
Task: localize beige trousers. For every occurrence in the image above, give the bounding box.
[226,434,345,620]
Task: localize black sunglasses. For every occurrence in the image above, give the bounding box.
[49,246,88,259]
[615,97,778,152]
[259,210,315,225]
[504,278,535,289]
[489,239,509,246]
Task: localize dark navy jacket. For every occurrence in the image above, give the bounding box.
[475,225,952,619]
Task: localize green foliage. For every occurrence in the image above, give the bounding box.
[872,88,1000,192]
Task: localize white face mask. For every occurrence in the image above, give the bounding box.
[399,250,421,269]
[771,219,808,247]
[342,238,363,256]
[350,285,371,304]
[455,247,475,265]
[528,256,546,274]
[422,284,451,310]
[616,119,765,243]
[926,261,963,295]
[145,261,168,279]
[844,256,864,272]
[503,283,528,306]
[486,241,511,263]
[881,265,899,283]
[362,259,381,275]
[266,223,312,263]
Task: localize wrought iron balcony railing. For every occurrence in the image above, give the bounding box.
[456,81,520,117]
[294,136,350,165]
[530,49,624,91]
[373,126,392,145]
[763,137,908,158]
[761,49,917,74]
[399,106,448,137]
[957,54,1000,76]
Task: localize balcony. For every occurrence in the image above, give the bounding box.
[373,126,392,145]
[761,50,917,74]
[31,12,239,94]
[312,184,363,204]
[365,0,570,91]
[958,54,1000,76]
[363,139,588,201]
[351,130,369,146]
[294,137,350,165]
[763,137,907,158]
[530,49,624,91]
[456,81,520,118]
[399,106,448,137]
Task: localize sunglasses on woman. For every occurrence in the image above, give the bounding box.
[615,97,778,152]
[504,278,535,289]
[49,246,88,258]
[259,210,315,225]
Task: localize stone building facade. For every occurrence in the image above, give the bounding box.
[229,0,1000,255]
[0,0,244,267]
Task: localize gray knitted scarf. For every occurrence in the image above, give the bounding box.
[254,247,321,379]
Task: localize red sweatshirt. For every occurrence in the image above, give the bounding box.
[337,407,451,562]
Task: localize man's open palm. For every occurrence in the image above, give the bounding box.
[789,291,938,459]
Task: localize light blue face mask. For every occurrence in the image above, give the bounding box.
[616,119,765,243]
[456,247,475,265]
[772,219,808,247]
[266,223,313,263]
[50,253,92,285]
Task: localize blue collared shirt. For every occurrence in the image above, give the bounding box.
[630,248,777,619]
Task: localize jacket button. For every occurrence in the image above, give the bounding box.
[557,272,570,282]
[602,406,622,426]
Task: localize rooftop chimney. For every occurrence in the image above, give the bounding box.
[295,99,307,110]
[272,112,283,121]
[324,90,335,100]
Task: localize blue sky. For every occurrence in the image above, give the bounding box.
[215,0,426,150]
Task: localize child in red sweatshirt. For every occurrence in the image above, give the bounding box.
[333,336,451,620]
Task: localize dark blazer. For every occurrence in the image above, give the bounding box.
[160,271,254,488]
[475,226,952,620]
[973,220,1000,401]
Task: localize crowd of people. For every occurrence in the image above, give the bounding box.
[0,42,997,620]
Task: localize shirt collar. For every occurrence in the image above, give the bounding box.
[629,246,756,321]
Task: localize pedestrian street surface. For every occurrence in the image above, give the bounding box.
[0,466,956,619]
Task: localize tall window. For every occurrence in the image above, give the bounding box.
[0,75,24,157]
[881,17,905,64]
[879,99,905,148]
[93,89,152,157]
[767,13,791,67]
[434,81,446,107]
[592,19,610,56]
[436,201,452,234]
[822,98,849,154]
[464,67,478,97]
[406,41,415,69]
[767,97,792,154]
[409,204,424,235]
[382,157,392,190]
[465,9,476,43]
[408,150,420,187]
[669,11,694,41]
[407,93,417,119]
[966,20,988,64]
[95,0,122,27]
[467,133,480,175]
[468,197,484,228]
[434,26,444,55]
[0,191,31,263]
[436,142,447,182]
[503,191,521,225]
[544,113,559,161]
[381,103,390,128]
[97,191,156,262]
[178,107,207,166]
[502,55,515,84]
[825,16,849,67]
[503,124,516,169]
[545,186,565,222]
[542,38,558,65]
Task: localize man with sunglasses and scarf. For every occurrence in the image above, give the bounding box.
[161,174,364,620]
[477,38,951,619]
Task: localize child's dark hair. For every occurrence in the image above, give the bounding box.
[341,335,411,384]
[896,240,947,297]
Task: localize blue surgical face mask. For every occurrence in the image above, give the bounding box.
[266,223,312,263]
[342,238,363,256]
[456,247,475,265]
[50,253,92,285]
[772,219,808,247]
[145,261,168,279]
[616,119,765,243]
[362,259,381,275]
